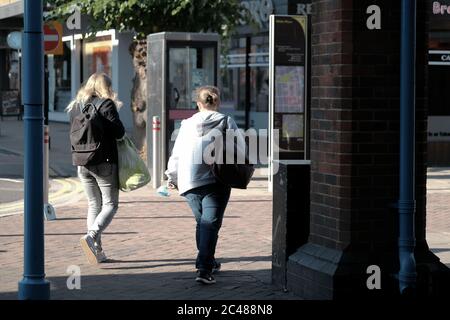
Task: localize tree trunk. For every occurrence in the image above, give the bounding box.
[129,40,148,160]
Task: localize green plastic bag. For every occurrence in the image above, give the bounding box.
[117,135,151,192]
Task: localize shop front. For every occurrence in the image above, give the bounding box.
[46,28,134,129]
[220,0,311,166]
[221,0,279,131]
[428,0,450,165]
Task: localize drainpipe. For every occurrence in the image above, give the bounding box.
[18,0,50,300]
[398,0,417,294]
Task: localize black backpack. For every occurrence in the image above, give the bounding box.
[211,117,255,189]
[70,97,107,166]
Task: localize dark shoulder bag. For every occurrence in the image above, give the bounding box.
[211,117,255,189]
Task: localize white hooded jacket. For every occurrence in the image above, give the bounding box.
[165,110,247,195]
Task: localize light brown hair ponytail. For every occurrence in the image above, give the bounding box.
[194,86,220,111]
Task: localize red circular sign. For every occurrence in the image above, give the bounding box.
[44,23,60,52]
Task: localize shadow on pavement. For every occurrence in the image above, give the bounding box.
[101,256,271,271]
[119,199,271,205]
[0,232,137,237]
[0,269,298,300]
[56,216,242,221]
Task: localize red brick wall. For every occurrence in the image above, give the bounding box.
[309,0,429,254]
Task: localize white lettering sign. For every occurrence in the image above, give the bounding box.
[296,3,313,15]
[433,1,450,15]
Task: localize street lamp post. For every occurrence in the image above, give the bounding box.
[18,0,50,300]
[398,0,417,295]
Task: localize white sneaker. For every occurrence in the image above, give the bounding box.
[80,234,100,265]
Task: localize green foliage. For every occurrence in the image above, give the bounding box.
[46,0,249,40]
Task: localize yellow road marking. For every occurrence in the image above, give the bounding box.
[0,178,82,214]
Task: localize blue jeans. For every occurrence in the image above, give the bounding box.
[184,183,231,272]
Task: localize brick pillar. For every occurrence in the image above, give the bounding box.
[286,0,450,299]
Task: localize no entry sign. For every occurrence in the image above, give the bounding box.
[44,21,63,55]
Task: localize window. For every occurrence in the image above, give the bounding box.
[52,41,72,112]
[83,35,112,80]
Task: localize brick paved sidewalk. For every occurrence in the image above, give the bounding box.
[426,168,450,269]
[0,154,449,299]
[0,179,300,300]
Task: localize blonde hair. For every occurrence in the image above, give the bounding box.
[194,85,220,111]
[66,72,122,112]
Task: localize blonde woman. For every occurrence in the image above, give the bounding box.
[67,72,125,264]
[165,85,246,284]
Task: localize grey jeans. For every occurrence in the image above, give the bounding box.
[78,162,119,247]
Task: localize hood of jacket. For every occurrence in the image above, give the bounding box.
[190,111,227,137]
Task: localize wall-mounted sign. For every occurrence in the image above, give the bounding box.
[428,116,450,141]
[430,1,450,30]
[429,50,450,66]
[269,15,308,160]
[433,1,450,15]
[288,0,313,15]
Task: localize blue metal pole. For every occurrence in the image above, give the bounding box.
[18,0,50,300]
[398,0,417,294]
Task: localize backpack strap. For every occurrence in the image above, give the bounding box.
[91,96,108,112]
[80,97,108,114]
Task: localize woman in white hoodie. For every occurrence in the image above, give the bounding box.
[165,85,246,284]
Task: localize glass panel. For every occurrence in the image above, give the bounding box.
[249,67,269,129]
[83,35,112,80]
[168,46,215,110]
[249,36,269,130]
[167,45,216,159]
[53,41,71,112]
[221,38,246,128]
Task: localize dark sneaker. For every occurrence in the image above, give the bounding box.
[196,261,221,274]
[196,270,216,284]
[212,261,221,274]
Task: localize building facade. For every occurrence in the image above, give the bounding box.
[221,0,291,131]
[226,0,450,165]
[428,0,450,165]
[0,1,135,130]
[2,0,450,165]
[45,25,134,131]
[285,0,450,298]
